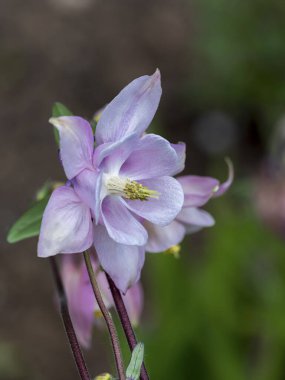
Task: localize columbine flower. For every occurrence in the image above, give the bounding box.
[60,255,143,348]
[38,70,185,292]
[144,160,234,252]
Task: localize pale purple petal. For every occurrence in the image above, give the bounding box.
[213,158,234,197]
[79,256,114,311]
[49,116,94,179]
[73,169,99,210]
[122,282,143,326]
[123,176,184,226]
[38,186,93,258]
[176,207,215,227]
[185,225,204,234]
[144,220,186,253]
[119,134,179,180]
[94,225,145,293]
[95,270,114,310]
[101,196,148,246]
[169,142,186,176]
[72,168,103,224]
[95,70,162,144]
[178,175,219,207]
[93,133,139,173]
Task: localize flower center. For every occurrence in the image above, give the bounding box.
[106,176,159,201]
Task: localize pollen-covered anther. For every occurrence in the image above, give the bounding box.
[94,310,103,319]
[164,245,181,259]
[124,179,159,201]
[106,176,159,201]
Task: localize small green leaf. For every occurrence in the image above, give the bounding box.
[51,102,73,145]
[91,107,104,134]
[35,181,54,201]
[52,102,73,117]
[126,343,144,380]
[7,197,49,243]
[90,119,97,134]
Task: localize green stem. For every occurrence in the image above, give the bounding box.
[83,251,126,380]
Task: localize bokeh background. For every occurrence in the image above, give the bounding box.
[1,0,285,379]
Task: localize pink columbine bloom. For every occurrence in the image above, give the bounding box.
[38,70,185,292]
[60,255,143,349]
[144,160,234,252]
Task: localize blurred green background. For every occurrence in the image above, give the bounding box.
[1,0,285,379]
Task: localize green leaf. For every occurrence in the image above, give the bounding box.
[90,119,97,134]
[51,102,73,145]
[35,181,54,201]
[126,343,144,380]
[7,197,49,243]
[52,102,73,117]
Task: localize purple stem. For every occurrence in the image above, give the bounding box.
[49,256,91,380]
[106,273,150,380]
[83,251,126,380]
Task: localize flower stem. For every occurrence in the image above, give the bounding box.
[83,251,126,380]
[49,256,91,380]
[106,273,150,380]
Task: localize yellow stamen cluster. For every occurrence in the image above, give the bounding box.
[106,176,159,201]
[124,179,159,201]
[94,310,104,319]
[95,373,112,380]
[164,245,181,259]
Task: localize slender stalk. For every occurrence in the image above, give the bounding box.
[49,256,90,380]
[83,251,126,380]
[106,273,150,380]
